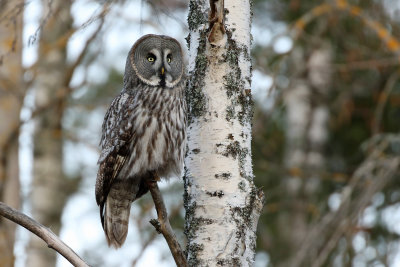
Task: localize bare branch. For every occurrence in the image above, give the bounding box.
[290,137,400,267]
[146,177,188,267]
[334,57,400,71]
[131,201,183,266]
[0,202,90,267]
[313,154,399,267]
[64,4,109,85]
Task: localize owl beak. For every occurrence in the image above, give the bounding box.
[159,66,166,87]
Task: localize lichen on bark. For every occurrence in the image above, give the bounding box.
[186,6,208,122]
[184,0,264,265]
[187,0,208,31]
[223,28,253,126]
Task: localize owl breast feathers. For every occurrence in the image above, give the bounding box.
[95,34,186,248]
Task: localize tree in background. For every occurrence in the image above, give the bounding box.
[0,1,24,266]
[252,0,400,266]
[25,1,106,266]
[26,1,75,266]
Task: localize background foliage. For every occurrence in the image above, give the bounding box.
[0,0,399,266]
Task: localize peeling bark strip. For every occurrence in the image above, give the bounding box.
[208,0,225,44]
[185,0,265,266]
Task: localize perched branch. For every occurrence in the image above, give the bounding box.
[0,202,90,267]
[131,201,183,267]
[146,177,188,267]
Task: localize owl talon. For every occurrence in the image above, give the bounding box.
[148,172,161,183]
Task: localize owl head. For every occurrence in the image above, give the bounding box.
[126,34,184,89]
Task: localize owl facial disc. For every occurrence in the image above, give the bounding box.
[130,34,183,88]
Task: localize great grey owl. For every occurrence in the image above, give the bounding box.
[95,34,186,248]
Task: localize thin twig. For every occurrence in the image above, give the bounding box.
[311,156,399,267]
[0,202,90,267]
[131,202,183,266]
[131,231,157,266]
[146,177,188,267]
[334,57,400,71]
[372,71,399,135]
[64,4,108,84]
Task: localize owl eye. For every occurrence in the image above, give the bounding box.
[167,55,172,63]
[147,54,156,62]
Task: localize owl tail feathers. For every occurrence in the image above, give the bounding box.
[104,196,130,248]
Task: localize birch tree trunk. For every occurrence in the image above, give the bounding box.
[0,1,24,266]
[280,45,332,266]
[184,0,264,265]
[26,1,77,266]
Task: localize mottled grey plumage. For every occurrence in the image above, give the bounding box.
[95,34,186,248]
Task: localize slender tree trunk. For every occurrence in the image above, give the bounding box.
[26,1,76,266]
[0,1,24,266]
[280,46,332,267]
[184,0,264,265]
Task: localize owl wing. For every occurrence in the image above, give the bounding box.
[95,92,136,224]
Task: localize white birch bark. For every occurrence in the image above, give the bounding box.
[184,0,264,266]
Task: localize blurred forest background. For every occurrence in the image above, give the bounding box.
[0,0,400,266]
